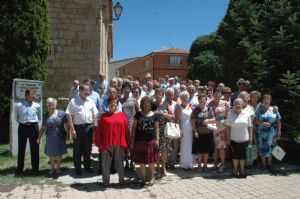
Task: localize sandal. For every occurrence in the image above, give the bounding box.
[48,169,55,175]
[232,170,239,178]
[148,178,155,186]
[138,179,146,187]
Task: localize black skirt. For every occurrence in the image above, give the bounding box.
[192,133,213,155]
[230,140,249,160]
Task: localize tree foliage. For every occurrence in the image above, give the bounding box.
[188,33,223,82]
[188,0,300,139]
[0,0,50,143]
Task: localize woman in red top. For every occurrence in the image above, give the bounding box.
[94,97,130,187]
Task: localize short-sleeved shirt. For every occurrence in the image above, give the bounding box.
[191,107,215,134]
[88,91,102,113]
[225,110,252,142]
[100,96,122,115]
[134,111,158,142]
[15,100,41,123]
[65,95,98,125]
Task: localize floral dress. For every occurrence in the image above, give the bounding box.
[152,101,175,152]
[208,100,230,149]
[256,106,281,157]
[121,97,136,136]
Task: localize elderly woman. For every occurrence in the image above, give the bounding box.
[37,98,67,175]
[249,91,261,111]
[175,91,194,170]
[255,94,281,171]
[191,94,215,172]
[94,97,130,186]
[222,87,232,103]
[131,96,159,186]
[225,98,252,178]
[132,86,142,110]
[239,91,255,121]
[120,82,139,170]
[152,88,176,176]
[208,88,230,172]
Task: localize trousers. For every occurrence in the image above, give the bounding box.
[17,123,39,173]
[73,124,93,172]
[102,145,124,185]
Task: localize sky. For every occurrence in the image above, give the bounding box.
[111,0,229,61]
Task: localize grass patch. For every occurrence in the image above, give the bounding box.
[0,139,74,187]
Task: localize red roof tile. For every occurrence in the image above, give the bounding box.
[154,47,189,54]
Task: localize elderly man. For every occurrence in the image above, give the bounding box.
[15,89,41,175]
[83,80,101,114]
[143,73,153,84]
[168,77,175,88]
[66,85,98,175]
[231,78,248,106]
[94,73,109,98]
[187,85,199,109]
[69,80,80,99]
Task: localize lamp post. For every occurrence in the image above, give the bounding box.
[113,2,123,20]
[96,1,123,24]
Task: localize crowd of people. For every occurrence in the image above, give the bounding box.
[14,72,282,187]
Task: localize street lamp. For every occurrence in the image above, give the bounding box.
[113,2,123,20]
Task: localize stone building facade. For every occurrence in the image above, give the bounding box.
[45,0,113,98]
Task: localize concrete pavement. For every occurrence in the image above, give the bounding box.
[1,162,299,199]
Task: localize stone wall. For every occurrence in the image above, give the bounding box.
[45,0,112,99]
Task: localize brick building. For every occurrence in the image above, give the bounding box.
[45,0,113,98]
[108,57,140,80]
[117,47,189,81]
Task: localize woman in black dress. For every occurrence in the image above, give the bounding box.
[131,96,159,186]
[191,94,215,172]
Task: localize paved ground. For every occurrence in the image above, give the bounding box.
[1,161,299,199]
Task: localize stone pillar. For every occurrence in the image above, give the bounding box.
[46,0,112,99]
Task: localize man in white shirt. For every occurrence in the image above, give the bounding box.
[66,85,98,175]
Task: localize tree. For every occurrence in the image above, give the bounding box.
[0,0,50,143]
[188,33,223,83]
[188,0,300,140]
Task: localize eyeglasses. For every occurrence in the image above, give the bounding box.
[224,92,231,94]
[238,83,245,85]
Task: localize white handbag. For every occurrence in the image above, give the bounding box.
[272,145,286,161]
[164,122,181,139]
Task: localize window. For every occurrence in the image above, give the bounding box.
[144,60,150,68]
[169,55,182,65]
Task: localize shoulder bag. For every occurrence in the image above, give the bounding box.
[164,122,181,139]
